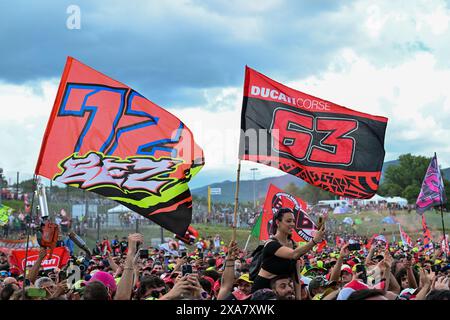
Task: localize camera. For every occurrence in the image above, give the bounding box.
[348,243,361,251]
[355,264,367,283]
[182,264,193,276]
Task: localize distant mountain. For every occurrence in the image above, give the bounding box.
[191,159,448,203]
[442,167,450,181]
[380,159,399,183]
[191,174,306,204]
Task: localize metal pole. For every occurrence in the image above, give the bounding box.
[16,172,19,200]
[251,168,257,209]
[160,226,164,244]
[232,160,242,242]
[0,168,3,206]
[96,210,100,242]
[22,175,36,299]
[84,190,88,221]
[440,206,447,259]
[136,216,139,233]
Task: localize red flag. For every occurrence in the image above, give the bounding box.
[260,184,317,242]
[366,234,377,250]
[316,240,327,253]
[441,235,449,256]
[175,225,199,245]
[34,57,204,236]
[239,67,388,199]
[422,215,433,249]
[399,224,413,247]
[8,247,70,273]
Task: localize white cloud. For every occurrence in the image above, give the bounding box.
[0,80,57,182]
[3,0,450,187]
[288,50,450,167]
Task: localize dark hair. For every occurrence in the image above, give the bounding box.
[426,290,450,300]
[270,208,294,236]
[1,284,17,300]
[270,274,292,290]
[83,281,109,300]
[395,267,419,289]
[199,278,212,295]
[207,258,216,268]
[202,270,220,282]
[347,289,386,300]
[137,275,167,300]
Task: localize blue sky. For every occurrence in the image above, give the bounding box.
[1,0,450,188]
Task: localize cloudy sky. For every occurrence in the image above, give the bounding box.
[1,0,450,188]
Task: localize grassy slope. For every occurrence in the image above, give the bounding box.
[3,199,448,252]
[83,209,449,252]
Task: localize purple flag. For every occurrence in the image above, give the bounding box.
[416,154,446,214]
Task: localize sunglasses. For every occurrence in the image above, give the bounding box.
[150,287,167,298]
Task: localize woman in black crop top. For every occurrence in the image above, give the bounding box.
[251,208,325,299]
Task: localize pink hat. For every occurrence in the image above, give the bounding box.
[88,271,117,293]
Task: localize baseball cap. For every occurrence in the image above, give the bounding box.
[87,271,117,294]
[236,273,253,284]
[341,264,352,274]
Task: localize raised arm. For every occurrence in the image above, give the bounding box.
[329,244,349,282]
[404,257,418,289]
[383,251,401,294]
[105,250,119,273]
[414,269,432,300]
[274,226,325,260]
[114,233,143,300]
[217,241,239,300]
[27,248,47,284]
[365,245,376,266]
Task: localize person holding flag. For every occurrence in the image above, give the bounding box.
[251,207,325,299]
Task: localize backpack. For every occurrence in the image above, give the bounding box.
[248,238,297,281]
[249,239,274,281]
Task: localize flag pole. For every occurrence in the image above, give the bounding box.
[22,174,37,299]
[232,160,242,242]
[436,152,447,259]
[440,206,446,257]
[243,233,252,251]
